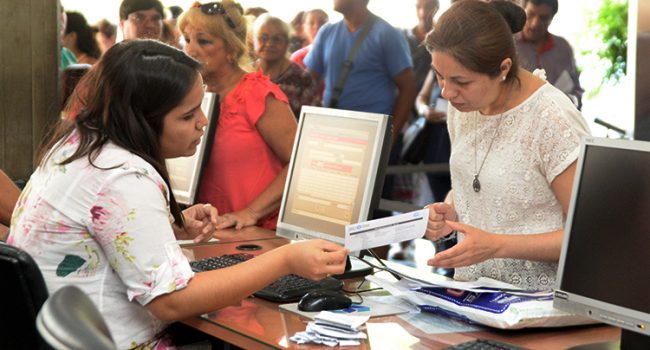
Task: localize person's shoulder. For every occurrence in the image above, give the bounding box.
[240,71,277,90]
[526,84,589,134]
[99,144,162,180]
[317,21,338,36]
[550,34,575,51]
[373,15,400,33]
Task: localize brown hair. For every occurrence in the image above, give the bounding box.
[425,0,525,81]
[41,40,201,227]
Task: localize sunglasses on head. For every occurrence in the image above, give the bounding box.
[195,2,236,29]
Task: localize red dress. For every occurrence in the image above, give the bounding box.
[197,72,289,230]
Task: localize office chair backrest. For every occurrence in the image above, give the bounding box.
[0,242,50,350]
[37,285,116,350]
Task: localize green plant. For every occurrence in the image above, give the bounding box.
[584,0,628,95]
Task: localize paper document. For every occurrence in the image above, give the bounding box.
[345,208,429,251]
[554,70,575,94]
[434,98,448,113]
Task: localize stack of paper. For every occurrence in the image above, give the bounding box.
[290,311,369,347]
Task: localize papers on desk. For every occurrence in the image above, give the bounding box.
[290,311,369,347]
[345,208,429,251]
[280,298,410,320]
[367,273,597,330]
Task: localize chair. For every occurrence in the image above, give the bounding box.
[0,242,50,350]
[37,285,116,350]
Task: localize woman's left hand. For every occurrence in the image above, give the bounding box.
[215,208,259,230]
[427,220,501,268]
[176,204,219,243]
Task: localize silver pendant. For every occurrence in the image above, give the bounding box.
[473,175,481,193]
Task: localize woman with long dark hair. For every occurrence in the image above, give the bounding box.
[63,11,101,64]
[9,39,347,348]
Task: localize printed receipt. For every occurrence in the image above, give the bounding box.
[344,208,429,251]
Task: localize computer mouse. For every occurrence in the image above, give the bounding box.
[297,289,352,312]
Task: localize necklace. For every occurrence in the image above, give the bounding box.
[472,83,514,193]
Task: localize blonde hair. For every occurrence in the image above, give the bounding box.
[178,0,249,66]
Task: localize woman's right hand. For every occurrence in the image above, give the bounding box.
[425,202,457,241]
[283,240,348,280]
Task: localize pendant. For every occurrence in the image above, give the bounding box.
[473,175,481,193]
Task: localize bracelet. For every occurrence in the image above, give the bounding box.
[435,230,457,243]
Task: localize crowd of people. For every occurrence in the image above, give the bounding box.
[2,0,589,348]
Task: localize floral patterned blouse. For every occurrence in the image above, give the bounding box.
[271,62,321,118]
[9,132,194,349]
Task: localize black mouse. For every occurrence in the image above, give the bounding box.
[297,289,352,312]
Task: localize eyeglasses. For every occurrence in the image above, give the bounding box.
[128,13,163,25]
[195,2,236,29]
[257,34,287,45]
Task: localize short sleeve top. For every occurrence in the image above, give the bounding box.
[197,72,289,229]
[9,132,194,348]
[447,81,590,290]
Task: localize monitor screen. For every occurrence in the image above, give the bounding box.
[555,137,650,340]
[166,92,219,205]
[276,106,392,244]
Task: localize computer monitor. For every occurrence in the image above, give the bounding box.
[166,92,219,205]
[555,137,650,349]
[276,106,392,246]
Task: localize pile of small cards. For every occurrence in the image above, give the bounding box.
[290,311,369,347]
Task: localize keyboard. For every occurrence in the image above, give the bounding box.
[190,253,344,303]
[444,339,527,350]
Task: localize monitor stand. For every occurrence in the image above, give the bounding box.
[332,255,373,280]
[569,329,649,350]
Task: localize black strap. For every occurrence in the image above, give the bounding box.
[329,14,377,108]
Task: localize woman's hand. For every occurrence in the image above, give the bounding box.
[175,204,219,243]
[425,202,457,241]
[215,207,260,230]
[427,220,501,268]
[283,240,348,280]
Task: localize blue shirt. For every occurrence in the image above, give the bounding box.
[305,15,413,115]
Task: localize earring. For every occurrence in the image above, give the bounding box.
[502,75,506,81]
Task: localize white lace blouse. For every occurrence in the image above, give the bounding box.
[447,80,590,290]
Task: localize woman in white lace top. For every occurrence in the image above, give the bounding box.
[422,0,589,290]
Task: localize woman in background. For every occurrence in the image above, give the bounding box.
[63,11,101,64]
[253,14,320,118]
[290,9,328,69]
[94,19,117,55]
[9,39,347,348]
[179,1,297,230]
[424,0,589,290]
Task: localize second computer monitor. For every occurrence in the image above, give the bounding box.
[276,106,392,244]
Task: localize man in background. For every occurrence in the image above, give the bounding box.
[305,0,416,257]
[119,0,164,40]
[305,0,415,144]
[515,0,583,108]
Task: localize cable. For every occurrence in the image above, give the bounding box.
[366,249,402,280]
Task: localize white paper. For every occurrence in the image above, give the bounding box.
[554,69,575,94]
[344,208,429,251]
[434,98,448,113]
[315,311,370,330]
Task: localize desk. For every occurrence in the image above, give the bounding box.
[180,227,621,349]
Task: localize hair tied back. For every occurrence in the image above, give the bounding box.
[489,1,527,34]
